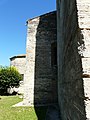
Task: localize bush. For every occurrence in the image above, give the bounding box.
[0,66,23,95]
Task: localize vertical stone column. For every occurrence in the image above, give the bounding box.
[77,0,90,119]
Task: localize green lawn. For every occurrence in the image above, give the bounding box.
[0,95,47,120]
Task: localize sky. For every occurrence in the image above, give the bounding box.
[0,0,56,66]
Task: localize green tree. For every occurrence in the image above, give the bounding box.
[0,66,23,95]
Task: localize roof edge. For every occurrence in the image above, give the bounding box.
[26,10,57,25]
[10,54,26,60]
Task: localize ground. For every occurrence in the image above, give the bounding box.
[0,95,47,120]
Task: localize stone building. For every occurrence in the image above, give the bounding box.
[10,12,58,106]
[10,54,26,78]
[23,11,58,105]
[11,0,90,119]
[10,54,26,94]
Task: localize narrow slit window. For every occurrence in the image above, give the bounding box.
[51,42,57,66]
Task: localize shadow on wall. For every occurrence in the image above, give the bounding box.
[34,11,58,120]
[57,0,87,118]
[74,10,86,120]
[58,27,87,120]
[33,6,87,120]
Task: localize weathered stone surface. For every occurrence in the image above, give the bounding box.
[10,54,26,75]
[77,0,90,28]
[83,78,90,119]
[57,0,89,119]
[77,0,90,119]
[10,54,26,94]
[23,11,58,106]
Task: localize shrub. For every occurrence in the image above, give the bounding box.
[0,66,23,95]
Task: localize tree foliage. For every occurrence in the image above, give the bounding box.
[0,66,23,94]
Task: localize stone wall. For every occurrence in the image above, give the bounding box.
[57,0,90,119]
[77,0,90,119]
[10,54,26,76]
[23,11,57,105]
[10,54,26,94]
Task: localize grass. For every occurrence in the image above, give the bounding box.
[0,95,47,120]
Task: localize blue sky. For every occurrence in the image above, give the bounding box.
[0,0,56,66]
